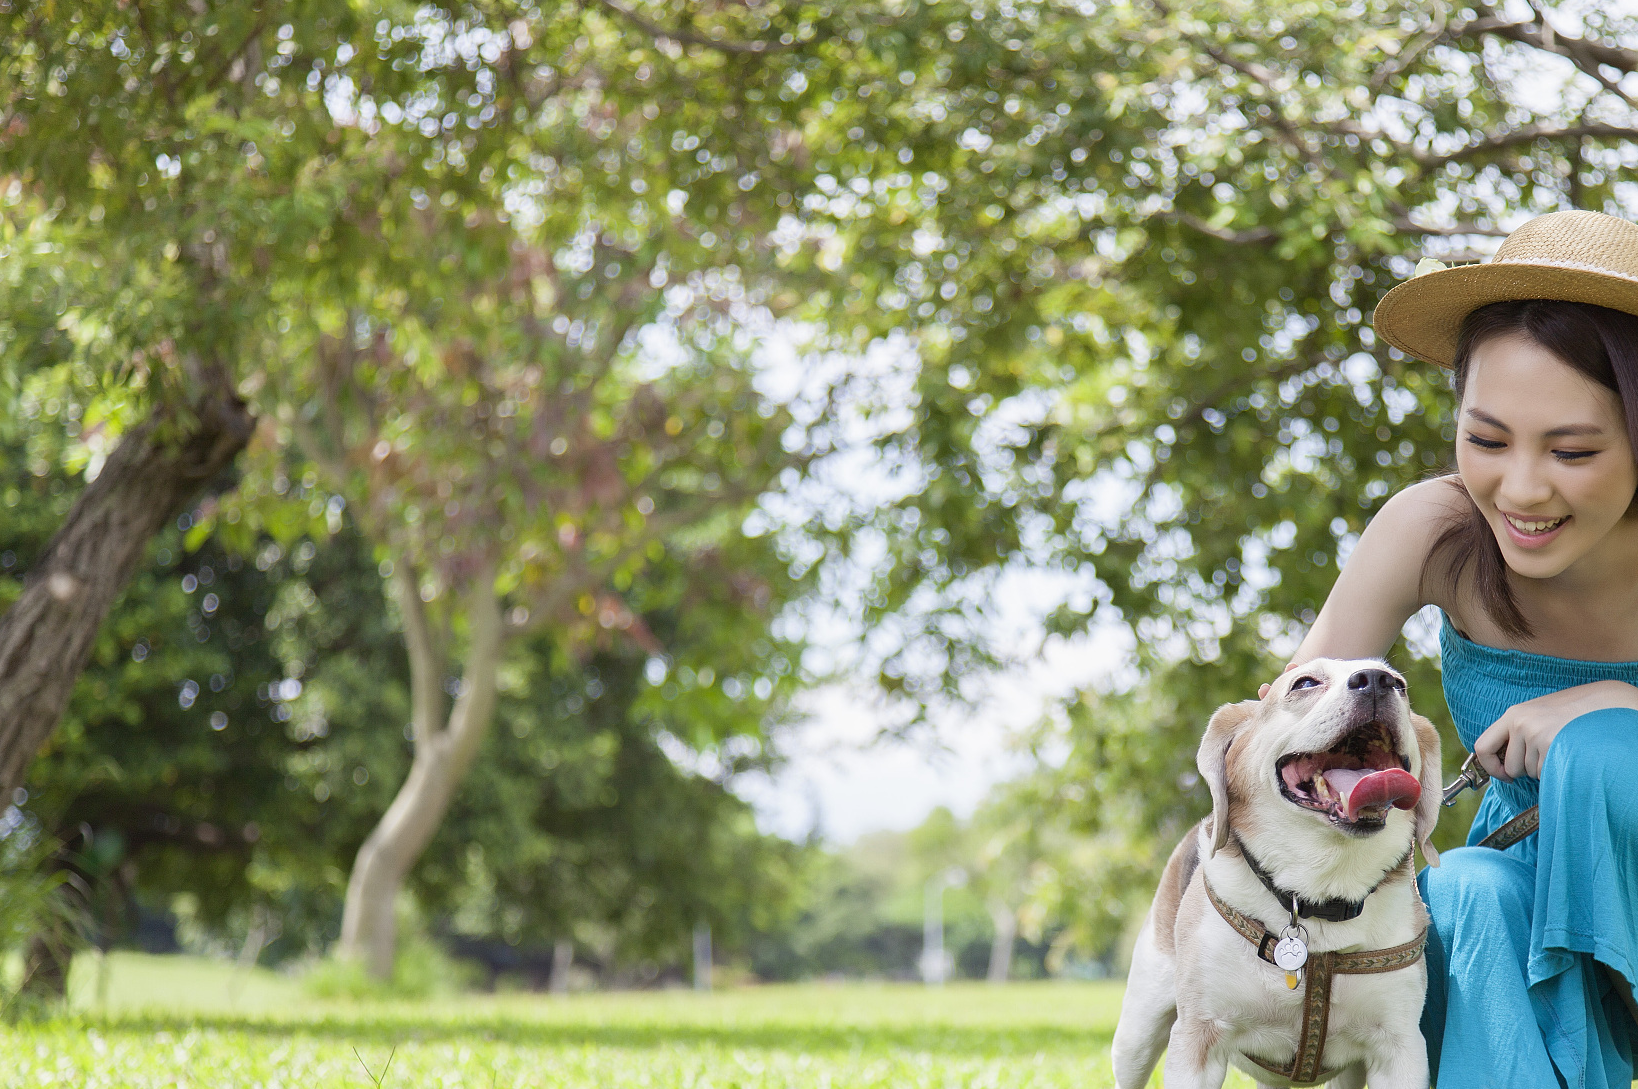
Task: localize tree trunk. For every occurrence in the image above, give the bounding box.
[337,563,502,978]
[987,898,1016,984]
[0,381,253,796]
[692,921,712,992]
[550,939,573,994]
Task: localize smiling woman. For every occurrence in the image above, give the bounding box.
[1428,300,1638,645]
[1285,210,1638,1089]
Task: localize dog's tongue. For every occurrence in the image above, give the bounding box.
[1323,767,1421,821]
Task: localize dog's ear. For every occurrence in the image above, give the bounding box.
[1411,712,1442,867]
[1199,700,1257,857]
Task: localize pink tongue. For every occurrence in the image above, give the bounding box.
[1323,767,1421,821]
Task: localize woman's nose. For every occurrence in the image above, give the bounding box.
[1498,455,1555,508]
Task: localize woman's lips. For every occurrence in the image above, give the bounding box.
[1500,511,1569,549]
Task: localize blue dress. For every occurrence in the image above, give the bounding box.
[1420,616,1638,1088]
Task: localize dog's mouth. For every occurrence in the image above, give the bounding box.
[1276,721,1419,833]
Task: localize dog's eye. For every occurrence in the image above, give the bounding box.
[1290,676,1321,691]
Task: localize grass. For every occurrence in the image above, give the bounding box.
[0,952,1267,1088]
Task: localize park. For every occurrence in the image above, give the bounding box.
[1,0,1634,1084]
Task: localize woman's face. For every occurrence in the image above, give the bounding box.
[1455,332,1638,582]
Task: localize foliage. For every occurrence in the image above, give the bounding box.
[743,0,1638,950]
[746,808,1054,982]
[0,371,801,973]
[0,825,91,1016]
[302,935,470,1002]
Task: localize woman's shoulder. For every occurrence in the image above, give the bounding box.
[1378,476,1520,638]
[1374,475,1468,529]
[1335,476,1469,616]
[1355,476,1468,575]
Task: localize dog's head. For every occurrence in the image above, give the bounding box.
[1197,659,1442,867]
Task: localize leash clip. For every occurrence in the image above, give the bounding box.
[1442,752,1491,807]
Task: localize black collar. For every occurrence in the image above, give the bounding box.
[1231,833,1411,923]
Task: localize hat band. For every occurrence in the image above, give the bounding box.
[1492,256,1638,284]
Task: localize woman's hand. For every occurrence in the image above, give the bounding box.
[1474,680,1638,781]
[1259,661,1300,700]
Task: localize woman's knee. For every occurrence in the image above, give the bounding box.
[1544,708,1638,783]
[1421,847,1534,934]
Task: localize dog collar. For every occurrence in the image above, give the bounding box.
[1232,833,1410,923]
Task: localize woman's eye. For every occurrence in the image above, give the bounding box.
[1291,676,1321,690]
[1553,449,1598,462]
[1464,435,1505,450]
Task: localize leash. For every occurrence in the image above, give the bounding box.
[1442,752,1540,851]
[1204,875,1427,1086]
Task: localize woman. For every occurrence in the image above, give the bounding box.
[1289,209,1638,1087]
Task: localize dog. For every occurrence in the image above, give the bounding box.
[1111,659,1441,1089]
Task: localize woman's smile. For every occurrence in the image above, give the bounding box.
[1499,511,1569,546]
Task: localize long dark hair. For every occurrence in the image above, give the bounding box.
[1421,299,1638,639]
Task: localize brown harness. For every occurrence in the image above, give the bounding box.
[1203,876,1427,1087]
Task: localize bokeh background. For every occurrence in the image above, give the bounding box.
[0,0,1631,1079]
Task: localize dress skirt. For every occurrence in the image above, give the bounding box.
[1422,619,1638,1088]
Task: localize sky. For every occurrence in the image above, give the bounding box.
[734,623,1130,844]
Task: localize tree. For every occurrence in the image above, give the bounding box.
[0,1,392,795]
[0,0,846,977]
[11,449,807,989]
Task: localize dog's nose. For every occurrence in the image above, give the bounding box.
[1347,668,1404,695]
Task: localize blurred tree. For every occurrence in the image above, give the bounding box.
[743,808,1056,982]
[9,454,805,989]
[0,0,848,978]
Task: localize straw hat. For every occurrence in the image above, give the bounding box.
[1372,210,1638,367]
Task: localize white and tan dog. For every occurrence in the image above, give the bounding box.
[1112,659,1441,1089]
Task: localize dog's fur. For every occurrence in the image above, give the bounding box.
[1111,659,1441,1089]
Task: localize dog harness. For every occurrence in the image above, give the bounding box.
[1203,875,1427,1087]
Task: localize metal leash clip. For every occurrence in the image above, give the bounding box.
[1442,752,1491,807]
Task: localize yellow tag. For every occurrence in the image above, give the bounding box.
[1285,972,1300,990]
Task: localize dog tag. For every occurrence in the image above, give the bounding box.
[1274,933,1309,972]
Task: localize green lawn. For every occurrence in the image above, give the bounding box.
[0,953,1266,1088]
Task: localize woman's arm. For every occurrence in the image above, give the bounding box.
[1288,478,1461,665]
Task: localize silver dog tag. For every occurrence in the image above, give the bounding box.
[1274,932,1309,971]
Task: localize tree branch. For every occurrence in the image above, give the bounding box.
[392,560,446,749]
[1196,45,1326,172]
[1167,212,1276,245]
[1458,8,1638,109]
[440,565,501,770]
[1369,12,1448,91]
[1391,217,1511,237]
[590,0,797,55]
[1416,123,1638,170]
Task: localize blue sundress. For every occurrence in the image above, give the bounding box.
[1419,615,1638,1088]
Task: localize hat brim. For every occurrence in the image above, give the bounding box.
[1372,262,1638,367]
